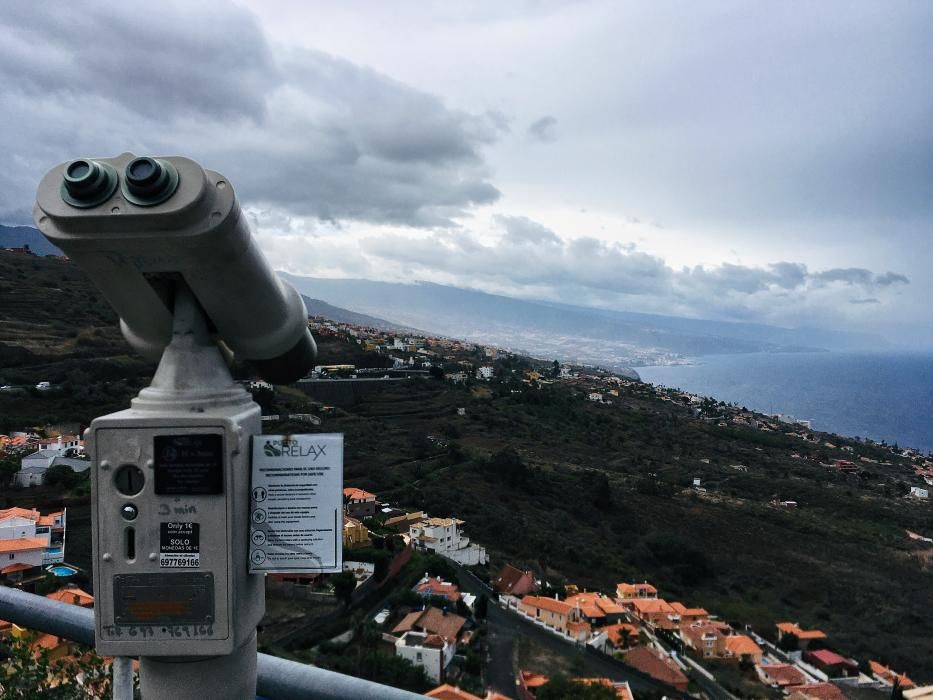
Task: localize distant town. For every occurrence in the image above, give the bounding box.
[3,307,931,698]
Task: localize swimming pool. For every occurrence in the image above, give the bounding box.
[47,564,77,577]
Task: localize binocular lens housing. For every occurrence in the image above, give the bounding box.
[122,157,180,206]
[61,159,119,208]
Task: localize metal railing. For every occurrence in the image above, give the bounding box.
[0,586,423,700]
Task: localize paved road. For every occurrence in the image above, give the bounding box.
[455,569,687,698]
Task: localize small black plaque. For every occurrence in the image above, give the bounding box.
[114,572,214,625]
[154,434,223,495]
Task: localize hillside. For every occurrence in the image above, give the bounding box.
[315,370,933,679]
[1,250,931,680]
[280,273,887,370]
[0,224,64,257]
[303,296,419,333]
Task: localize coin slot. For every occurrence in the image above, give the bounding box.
[114,464,145,496]
[125,527,136,561]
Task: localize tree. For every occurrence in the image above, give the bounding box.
[44,464,83,490]
[330,571,357,607]
[0,452,20,486]
[0,631,113,698]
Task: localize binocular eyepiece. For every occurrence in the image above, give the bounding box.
[61,157,180,208]
[36,153,317,384]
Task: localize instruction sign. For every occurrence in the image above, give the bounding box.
[159,522,200,568]
[154,434,223,495]
[248,433,343,573]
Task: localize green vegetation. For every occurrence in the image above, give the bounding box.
[537,674,619,700]
[0,632,114,698]
[4,250,933,680]
[303,622,432,694]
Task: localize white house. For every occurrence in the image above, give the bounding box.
[588,392,603,402]
[0,507,67,579]
[15,450,89,487]
[409,517,487,565]
[395,631,453,683]
[14,466,48,488]
[909,487,929,500]
[476,366,494,381]
[20,449,60,471]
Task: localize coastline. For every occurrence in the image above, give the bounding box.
[636,350,933,454]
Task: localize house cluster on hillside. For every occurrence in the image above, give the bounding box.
[0,506,67,586]
[490,568,921,699]
[0,430,89,487]
[341,487,488,566]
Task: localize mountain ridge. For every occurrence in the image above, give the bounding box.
[281,273,887,368]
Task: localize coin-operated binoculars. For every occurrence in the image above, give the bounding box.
[34,153,317,699]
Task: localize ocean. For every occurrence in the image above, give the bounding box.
[636,352,933,454]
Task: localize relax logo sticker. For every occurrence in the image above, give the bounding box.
[262,438,328,460]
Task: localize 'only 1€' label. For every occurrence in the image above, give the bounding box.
[159,522,200,568]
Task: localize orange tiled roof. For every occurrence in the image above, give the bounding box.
[870,660,889,676]
[343,487,376,501]
[425,683,483,700]
[521,595,574,616]
[0,538,47,554]
[798,630,828,639]
[492,563,533,594]
[786,683,847,700]
[565,591,626,617]
[1,562,36,574]
[725,635,762,656]
[520,670,549,688]
[758,663,807,687]
[416,577,461,602]
[631,598,674,614]
[46,587,94,608]
[595,598,626,615]
[777,622,827,640]
[33,633,62,650]
[623,646,688,688]
[603,623,640,647]
[0,507,40,522]
[392,606,466,644]
[869,661,915,689]
[37,512,63,527]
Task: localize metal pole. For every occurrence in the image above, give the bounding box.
[112,657,134,700]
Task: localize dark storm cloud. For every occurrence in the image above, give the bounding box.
[0,2,277,121]
[527,115,558,142]
[0,1,499,226]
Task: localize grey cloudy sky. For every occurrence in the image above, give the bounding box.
[2,1,931,344]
